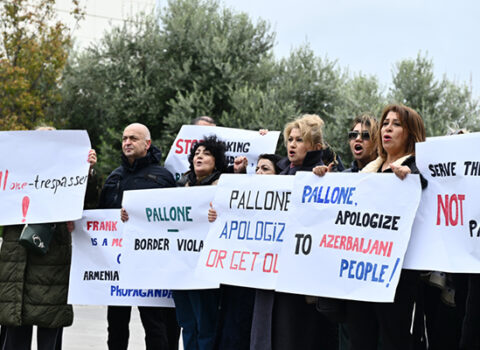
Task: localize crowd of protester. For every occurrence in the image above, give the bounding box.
[1,104,479,350]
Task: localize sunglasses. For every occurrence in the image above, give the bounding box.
[348,131,370,140]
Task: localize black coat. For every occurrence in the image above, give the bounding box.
[252,149,339,350]
[344,160,361,173]
[277,149,345,175]
[98,145,175,209]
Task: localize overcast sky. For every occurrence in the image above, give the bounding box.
[218,0,479,97]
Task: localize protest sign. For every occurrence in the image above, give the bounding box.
[164,125,280,180]
[68,209,174,307]
[276,171,421,302]
[0,130,91,225]
[196,174,293,290]
[120,186,218,290]
[404,132,480,272]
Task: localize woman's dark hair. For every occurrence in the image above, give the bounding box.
[188,135,227,173]
[258,154,282,174]
[378,104,426,158]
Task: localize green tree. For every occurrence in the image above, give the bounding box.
[0,0,82,130]
[57,0,276,175]
[390,53,479,136]
[273,46,343,123]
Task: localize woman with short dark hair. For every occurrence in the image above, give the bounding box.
[173,135,226,350]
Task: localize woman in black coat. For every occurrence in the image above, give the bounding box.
[345,104,427,350]
[174,136,227,350]
[251,114,341,350]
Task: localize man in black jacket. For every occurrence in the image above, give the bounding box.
[98,123,179,350]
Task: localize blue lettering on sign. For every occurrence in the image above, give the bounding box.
[218,220,285,242]
[339,259,388,283]
[302,185,356,205]
[110,285,173,298]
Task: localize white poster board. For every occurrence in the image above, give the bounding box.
[120,187,218,290]
[164,125,280,180]
[404,132,480,272]
[196,174,293,290]
[0,130,91,225]
[68,209,174,307]
[276,172,421,302]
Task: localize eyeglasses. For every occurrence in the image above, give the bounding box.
[348,131,370,140]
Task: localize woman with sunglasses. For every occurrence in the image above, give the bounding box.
[346,113,379,172]
[313,114,379,349]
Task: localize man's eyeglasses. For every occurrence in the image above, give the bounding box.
[348,131,370,140]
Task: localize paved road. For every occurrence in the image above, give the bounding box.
[62,305,146,350]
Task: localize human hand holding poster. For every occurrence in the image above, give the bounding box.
[120,186,218,290]
[276,171,421,302]
[0,130,91,225]
[68,209,174,307]
[164,125,280,180]
[196,174,293,290]
[404,132,480,272]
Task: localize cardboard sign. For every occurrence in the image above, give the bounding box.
[68,209,174,307]
[404,133,480,272]
[0,130,91,225]
[164,125,280,180]
[120,186,218,290]
[276,172,421,302]
[196,174,293,290]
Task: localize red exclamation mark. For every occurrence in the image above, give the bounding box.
[22,196,30,223]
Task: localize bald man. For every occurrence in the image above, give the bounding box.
[98,123,179,350]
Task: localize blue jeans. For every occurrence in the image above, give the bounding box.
[172,289,220,350]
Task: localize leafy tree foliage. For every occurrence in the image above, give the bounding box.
[390,53,479,136]
[55,0,479,176]
[0,0,82,130]
[58,0,276,174]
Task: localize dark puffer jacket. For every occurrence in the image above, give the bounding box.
[98,145,175,209]
[0,223,73,328]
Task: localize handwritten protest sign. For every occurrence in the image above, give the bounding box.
[276,172,421,302]
[164,125,280,180]
[0,130,91,225]
[120,187,218,290]
[404,133,480,272]
[68,210,174,307]
[196,174,293,290]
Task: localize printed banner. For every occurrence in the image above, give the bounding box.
[120,187,218,290]
[404,133,480,272]
[196,174,294,290]
[276,172,421,302]
[164,125,280,180]
[68,210,174,307]
[0,130,91,225]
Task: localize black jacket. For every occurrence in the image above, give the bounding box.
[344,160,360,173]
[176,170,221,187]
[98,145,176,209]
[278,149,345,175]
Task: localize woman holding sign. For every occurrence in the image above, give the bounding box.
[173,135,227,350]
[342,104,426,350]
[265,114,341,350]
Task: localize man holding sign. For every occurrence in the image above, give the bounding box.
[98,123,178,350]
